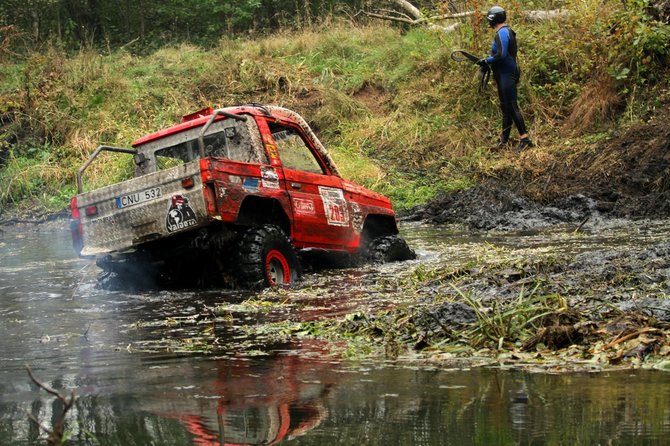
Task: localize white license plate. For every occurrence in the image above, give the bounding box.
[116,187,162,209]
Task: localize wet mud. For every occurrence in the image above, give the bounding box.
[322,229,670,370]
[401,186,602,231]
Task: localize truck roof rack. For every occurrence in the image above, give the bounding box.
[182,107,214,122]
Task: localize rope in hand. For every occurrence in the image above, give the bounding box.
[450,49,490,93]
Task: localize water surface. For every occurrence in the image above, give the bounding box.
[1,223,668,444]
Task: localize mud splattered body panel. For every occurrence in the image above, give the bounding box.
[76,161,207,256]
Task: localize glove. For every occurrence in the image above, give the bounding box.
[476,58,488,67]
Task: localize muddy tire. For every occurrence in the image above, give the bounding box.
[236,225,301,289]
[96,270,124,291]
[95,269,157,291]
[367,235,416,264]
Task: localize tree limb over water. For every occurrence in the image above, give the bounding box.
[25,365,76,446]
[363,1,570,33]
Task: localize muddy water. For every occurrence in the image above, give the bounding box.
[1,223,669,445]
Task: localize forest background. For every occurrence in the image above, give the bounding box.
[1,0,669,219]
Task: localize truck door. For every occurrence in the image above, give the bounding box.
[264,120,353,250]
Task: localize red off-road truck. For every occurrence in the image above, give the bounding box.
[71,105,414,289]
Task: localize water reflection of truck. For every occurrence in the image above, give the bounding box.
[147,347,335,445]
[70,105,414,289]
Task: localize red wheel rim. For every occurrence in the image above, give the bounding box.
[265,249,291,285]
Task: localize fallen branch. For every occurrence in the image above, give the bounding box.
[573,215,590,233]
[363,7,569,27]
[525,9,571,22]
[391,0,422,20]
[365,11,416,25]
[25,365,76,446]
[601,327,660,351]
[119,36,140,51]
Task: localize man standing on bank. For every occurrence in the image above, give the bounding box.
[477,6,532,151]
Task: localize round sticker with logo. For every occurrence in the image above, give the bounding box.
[166,194,198,233]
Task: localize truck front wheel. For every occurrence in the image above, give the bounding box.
[367,235,416,264]
[236,225,301,289]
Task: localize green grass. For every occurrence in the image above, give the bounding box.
[2,1,669,215]
[0,147,75,215]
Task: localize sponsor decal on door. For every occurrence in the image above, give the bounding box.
[261,166,280,190]
[318,186,350,227]
[293,197,316,215]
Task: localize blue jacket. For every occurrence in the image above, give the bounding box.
[485,25,518,76]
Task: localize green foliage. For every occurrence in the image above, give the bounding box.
[453,283,567,349]
[2,2,670,215]
[524,0,670,101]
[0,0,370,52]
[0,146,75,214]
[608,0,670,84]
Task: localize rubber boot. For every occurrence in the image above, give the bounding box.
[516,137,533,152]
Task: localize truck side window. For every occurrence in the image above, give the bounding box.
[155,142,193,170]
[203,132,227,158]
[149,118,266,171]
[225,124,262,163]
[270,124,324,174]
[205,121,266,164]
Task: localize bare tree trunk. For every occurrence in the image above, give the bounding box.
[139,0,145,37]
[123,0,131,35]
[31,8,39,42]
[392,0,422,20]
[304,0,312,26]
[364,1,570,33]
[56,3,62,42]
[87,0,103,41]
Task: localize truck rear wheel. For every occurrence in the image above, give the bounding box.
[236,225,301,289]
[367,235,416,264]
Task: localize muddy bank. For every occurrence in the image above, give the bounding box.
[402,181,667,232]
[399,174,670,231]
[400,185,607,231]
[321,232,670,371]
[404,96,670,230]
[0,210,70,232]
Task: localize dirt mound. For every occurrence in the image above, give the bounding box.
[524,98,670,218]
[401,185,597,230]
[559,118,670,217]
[408,96,670,228]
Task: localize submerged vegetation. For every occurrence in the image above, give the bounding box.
[1,0,669,217]
[237,234,670,370]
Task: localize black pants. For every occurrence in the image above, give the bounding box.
[495,71,527,141]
